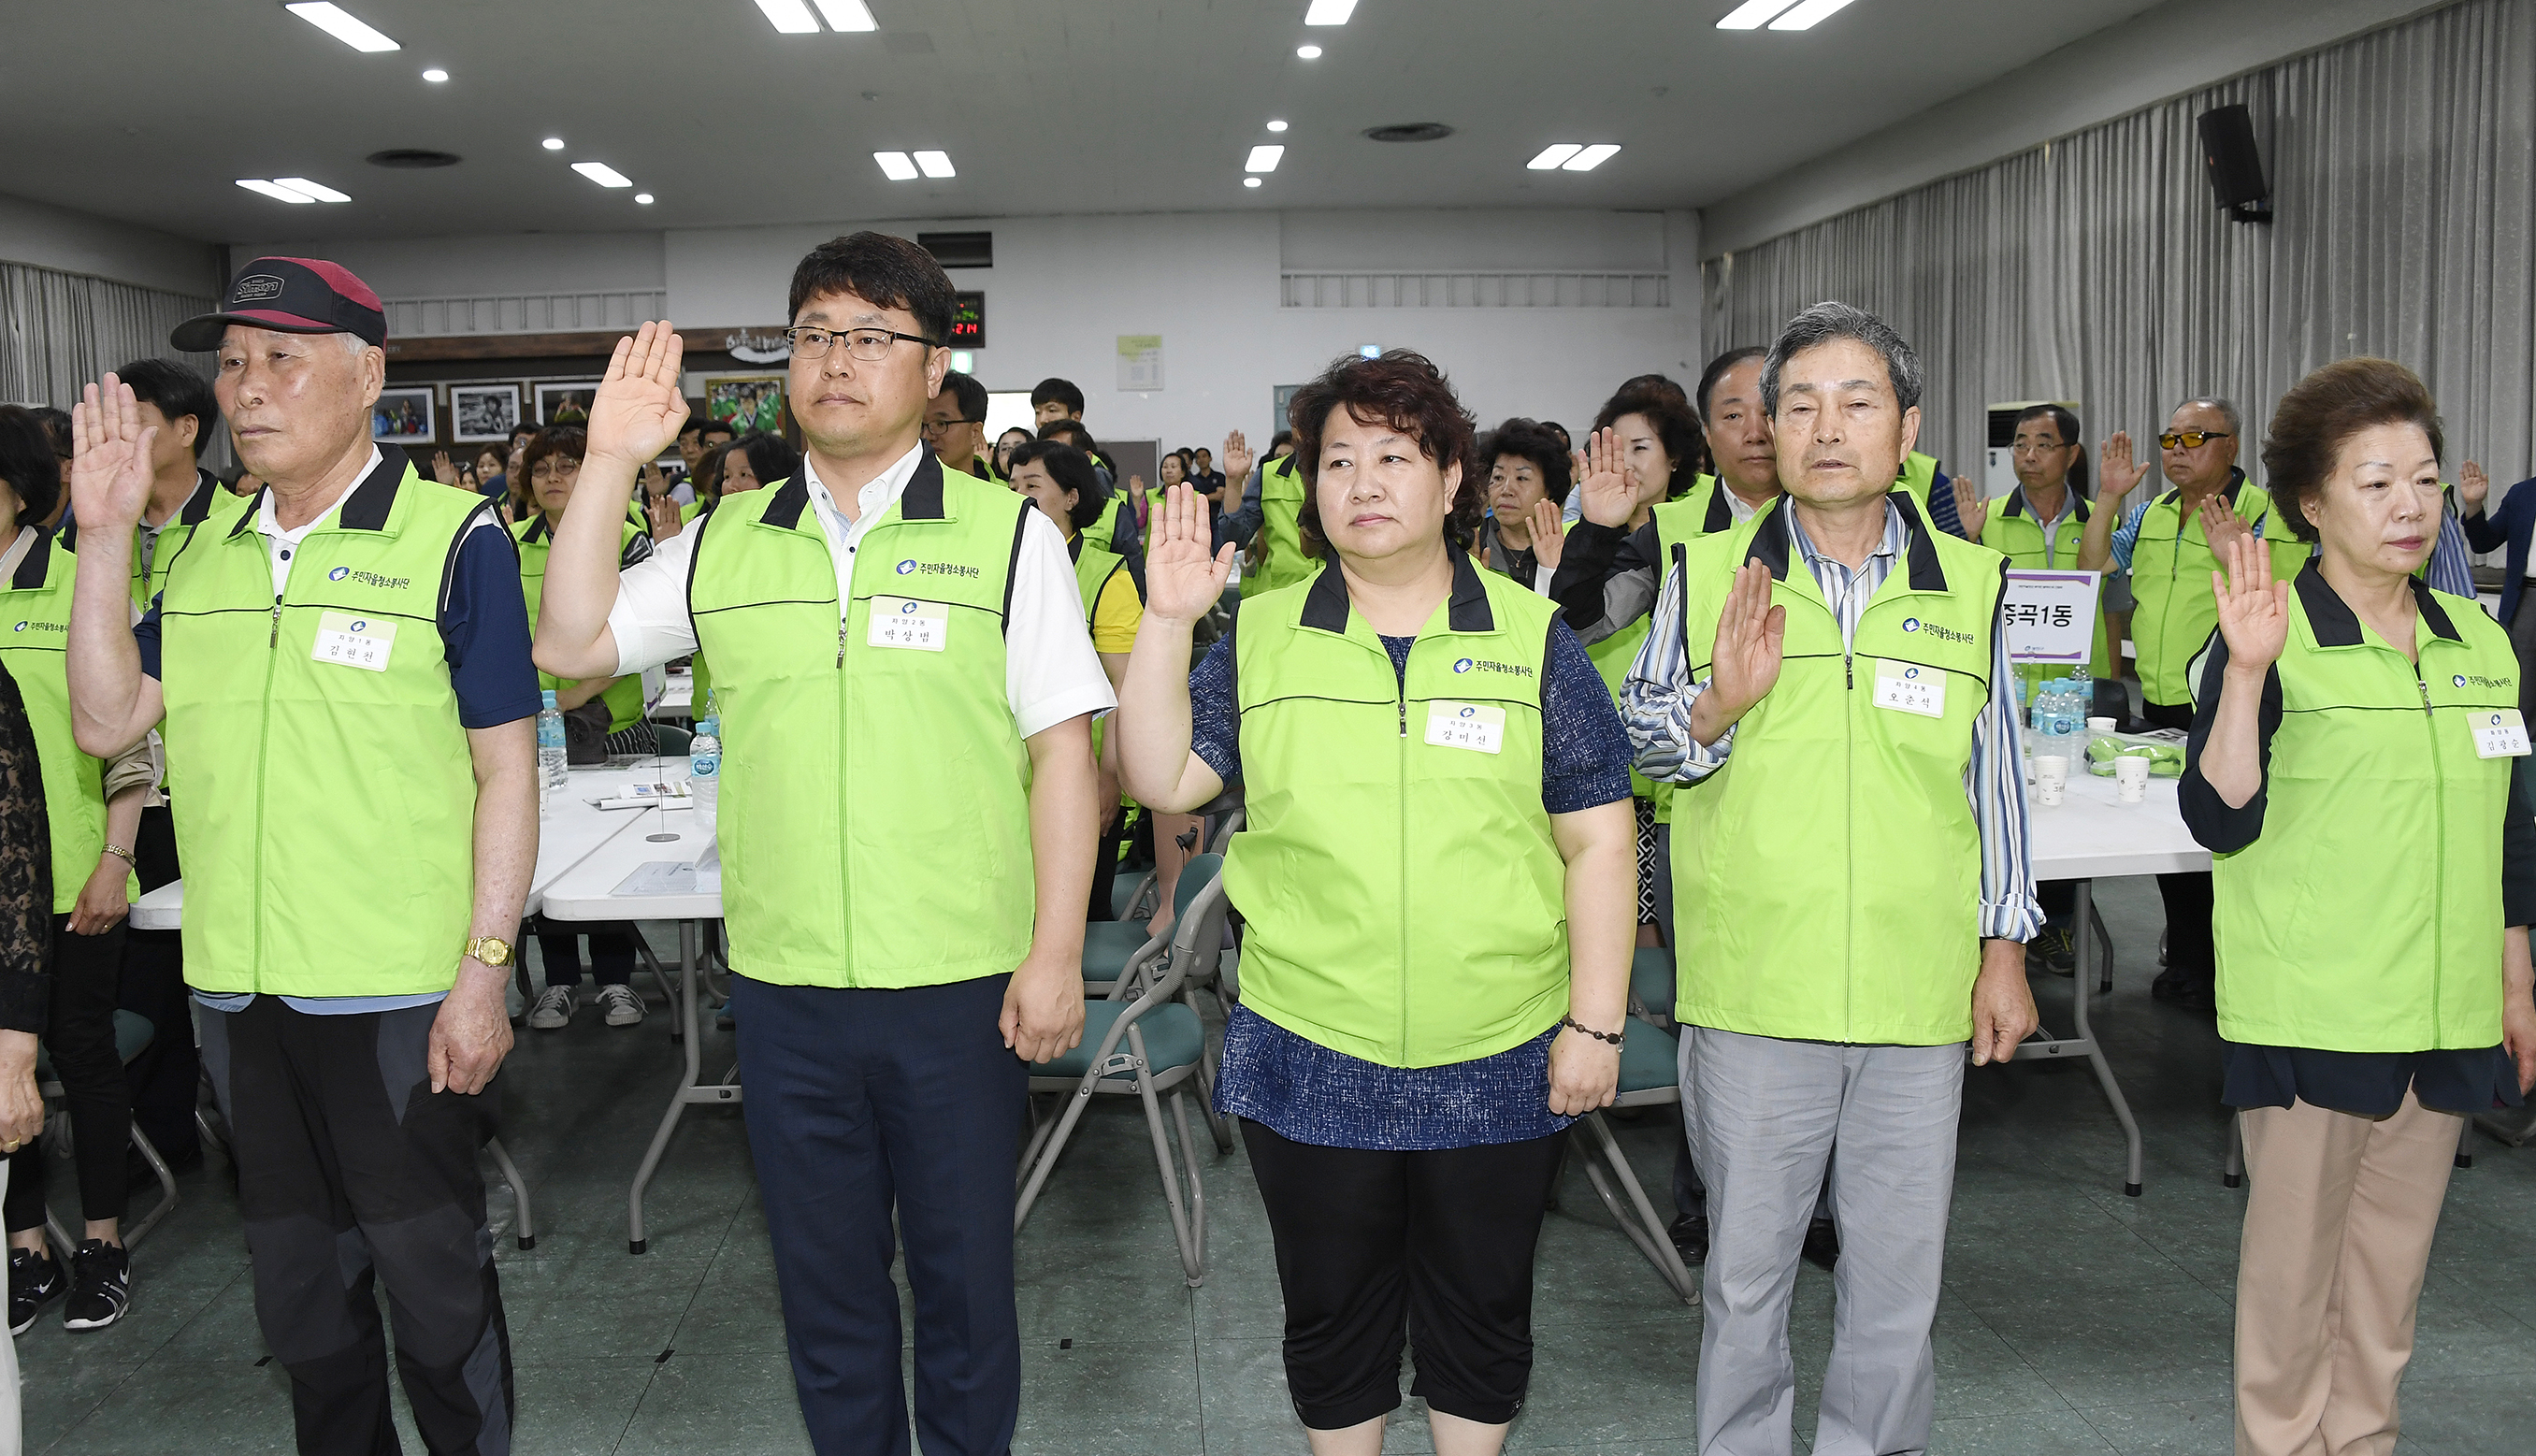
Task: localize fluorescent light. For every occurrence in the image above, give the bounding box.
[1304,0,1358,23]
[635,193,656,205]
[1246,145,1285,173]
[1562,144,1621,171]
[1715,0,1798,27]
[1769,0,1859,28]
[421,67,448,82]
[1295,44,1322,58]
[1243,177,1262,189]
[541,137,564,151]
[572,162,634,188]
[1266,119,1289,133]
[950,350,974,372]
[1358,344,1381,359]
[913,150,955,179]
[273,177,352,202]
[1527,143,1582,170]
[873,151,918,180]
[238,179,316,204]
[811,0,878,30]
[284,2,398,51]
[752,0,821,34]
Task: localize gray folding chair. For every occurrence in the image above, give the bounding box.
[1566,1016,1700,1305]
[1016,855,1234,1288]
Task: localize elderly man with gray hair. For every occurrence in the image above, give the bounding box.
[1624,301,2040,1456]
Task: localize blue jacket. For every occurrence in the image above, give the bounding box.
[2461,478,2536,626]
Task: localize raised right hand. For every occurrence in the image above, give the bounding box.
[1575,425,1635,527]
[2211,534,2289,673]
[1145,483,1234,626]
[1220,429,1254,487]
[431,449,460,485]
[1699,559,1786,733]
[69,375,158,533]
[2459,460,2490,513]
[2098,430,2151,504]
[584,322,689,471]
[1952,474,1990,539]
[646,491,684,541]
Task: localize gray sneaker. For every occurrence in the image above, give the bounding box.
[527,984,577,1030]
[596,985,644,1028]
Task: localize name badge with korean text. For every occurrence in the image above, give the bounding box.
[2473,708,2530,758]
[866,598,948,652]
[1424,700,1506,754]
[1872,659,1945,717]
[311,611,396,672]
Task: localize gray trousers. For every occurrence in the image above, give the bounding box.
[1683,1027,1966,1456]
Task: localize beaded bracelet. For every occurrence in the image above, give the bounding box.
[1559,1015,1623,1046]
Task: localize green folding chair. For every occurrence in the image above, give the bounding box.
[1566,1015,1699,1305]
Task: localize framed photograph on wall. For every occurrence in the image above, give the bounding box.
[535,381,601,426]
[372,386,436,444]
[450,383,522,443]
[704,374,787,435]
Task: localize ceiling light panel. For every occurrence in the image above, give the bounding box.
[273,177,352,202]
[1295,45,1321,58]
[1246,145,1285,173]
[812,0,878,30]
[873,151,918,180]
[635,193,655,205]
[572,162,634,187]
[1266,120,1289,132]
[1562,144,1621,171]
[238,180,317,204]
[1770,0,1860,28]
[752,0,821,34]
[1714,0,1798,28]
[422,67,448,82]
[1304,0,1359,23]
[1526,143,1581,170]
[541,137,564,150]
[913,150,955,179]
[284,2,398,51]
[1243,178,1262,189]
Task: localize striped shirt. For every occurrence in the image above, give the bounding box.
[1622,499,2043,943]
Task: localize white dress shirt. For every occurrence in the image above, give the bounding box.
[605,442,1115,738]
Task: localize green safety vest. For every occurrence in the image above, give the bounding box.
[1979,486,2114,681]
[1081,494,1130,556]
[1071,535,1130,777]
[2212,568,2516,1050]
[513,512,647,732]
[1223,552,1568,1067]
[1241,455,1318,599]
[2129,471,2309,706]
[685,455,1036,988]
[2,529,122,913]
[1897,452,1940,507]
[1670,493,2007,1044]
[156,454,494,996]
[134,470,247,608]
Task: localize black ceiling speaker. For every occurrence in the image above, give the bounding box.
[2197,104,2271,224]
[366,149,463,168]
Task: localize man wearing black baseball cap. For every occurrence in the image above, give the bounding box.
[65,257,541,1453]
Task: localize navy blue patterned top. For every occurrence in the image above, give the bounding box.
[1193,622,1633,1149]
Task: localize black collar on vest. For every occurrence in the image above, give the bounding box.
[517,512,552,545]
[759,450,946,532]
[8,527,57,590]
[2293,557,2461,646]
[180,469,223,526]
[226,444,408,539]
[1297,543,1495,636]
[1066,532,1083,564]
[1703,482,1735,534]
[1748,492,1947,592]
[2001,485,2090,525]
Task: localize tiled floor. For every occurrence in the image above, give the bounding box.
[16,878,2536,1452]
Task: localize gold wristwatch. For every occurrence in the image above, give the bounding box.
[465,935,515,968]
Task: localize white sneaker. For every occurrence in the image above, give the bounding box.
[596,985,644,1028]
[527,985,577,1030]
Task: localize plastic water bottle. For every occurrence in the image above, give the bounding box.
[536,689,569,800]
[2032,678,2086,744]
[688,713,721,813]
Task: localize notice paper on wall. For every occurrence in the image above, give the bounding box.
[1117,334,1162,391]
[2000,569,2103,665]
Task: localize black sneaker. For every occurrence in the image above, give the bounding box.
[1801,1217,1841,1271]
[8,1247,65,1334]
[63,1239,129,1331]
[2027,926,2077,977]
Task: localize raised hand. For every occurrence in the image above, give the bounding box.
[1144,483,1234,626]
[1528,497,1565,569]
[584,321,689,471]
[2197,495,2253,561]
[2211,534,2289,672]
[2460,460,2490,513]
[637,462,667,499]
[646,491,684,541]
[1220,429,1254,487]
[68,375,158,533]
[2098,430,2150,504]
[431,449,459,486]
[1694,559,1786,741]
[1952,474,1990,540]
[1575,425,1635,527]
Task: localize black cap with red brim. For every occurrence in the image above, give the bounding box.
[170,256,388,353]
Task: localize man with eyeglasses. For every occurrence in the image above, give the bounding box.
[922,368,992,481]
[534,232,1109,1455]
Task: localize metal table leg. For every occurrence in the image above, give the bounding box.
[2011,879,2146,1195]
[627,919,742,1253]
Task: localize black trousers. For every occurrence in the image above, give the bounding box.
[1242,1119,1564,1429]
[4,912,131,1229]
[117,803,200,1163]
[2143,699,2214,981]
[200,998,512,1456]
[533,926,636,987]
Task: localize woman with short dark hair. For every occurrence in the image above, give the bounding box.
[2183,356,2536,1455]
[1116,350,1635,1453]
[1474,418,1572,594]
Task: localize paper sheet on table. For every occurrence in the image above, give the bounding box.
[612,861,696,897]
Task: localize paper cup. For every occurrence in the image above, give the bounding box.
[2113,754,2151,801]
[2033,755,2068,806]
[2086,716,2116,734]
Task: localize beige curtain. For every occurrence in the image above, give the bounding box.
[0,261,214,411]
[1704,0,2536,489]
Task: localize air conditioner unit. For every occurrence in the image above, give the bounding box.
[1983,399,2079,500]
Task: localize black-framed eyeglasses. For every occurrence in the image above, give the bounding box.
[2158,429,2232,450]
[918,417,983,435]
[784,325,940,362]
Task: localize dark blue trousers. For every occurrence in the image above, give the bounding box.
[732,973,1026,1456]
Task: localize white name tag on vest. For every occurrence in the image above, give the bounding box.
[2473,708,2530,758]
[866,598,948,652]
[1424,700,1506,754]
[1871,659,1945,718]
[310,611,396,672]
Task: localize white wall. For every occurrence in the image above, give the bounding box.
[225,230,666,298]
[1700,0,2446,257]
[0,192,222,296]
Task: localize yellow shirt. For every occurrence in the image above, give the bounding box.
[1088,563,1143,654]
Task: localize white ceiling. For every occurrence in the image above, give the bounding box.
[1,0,2168,244]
